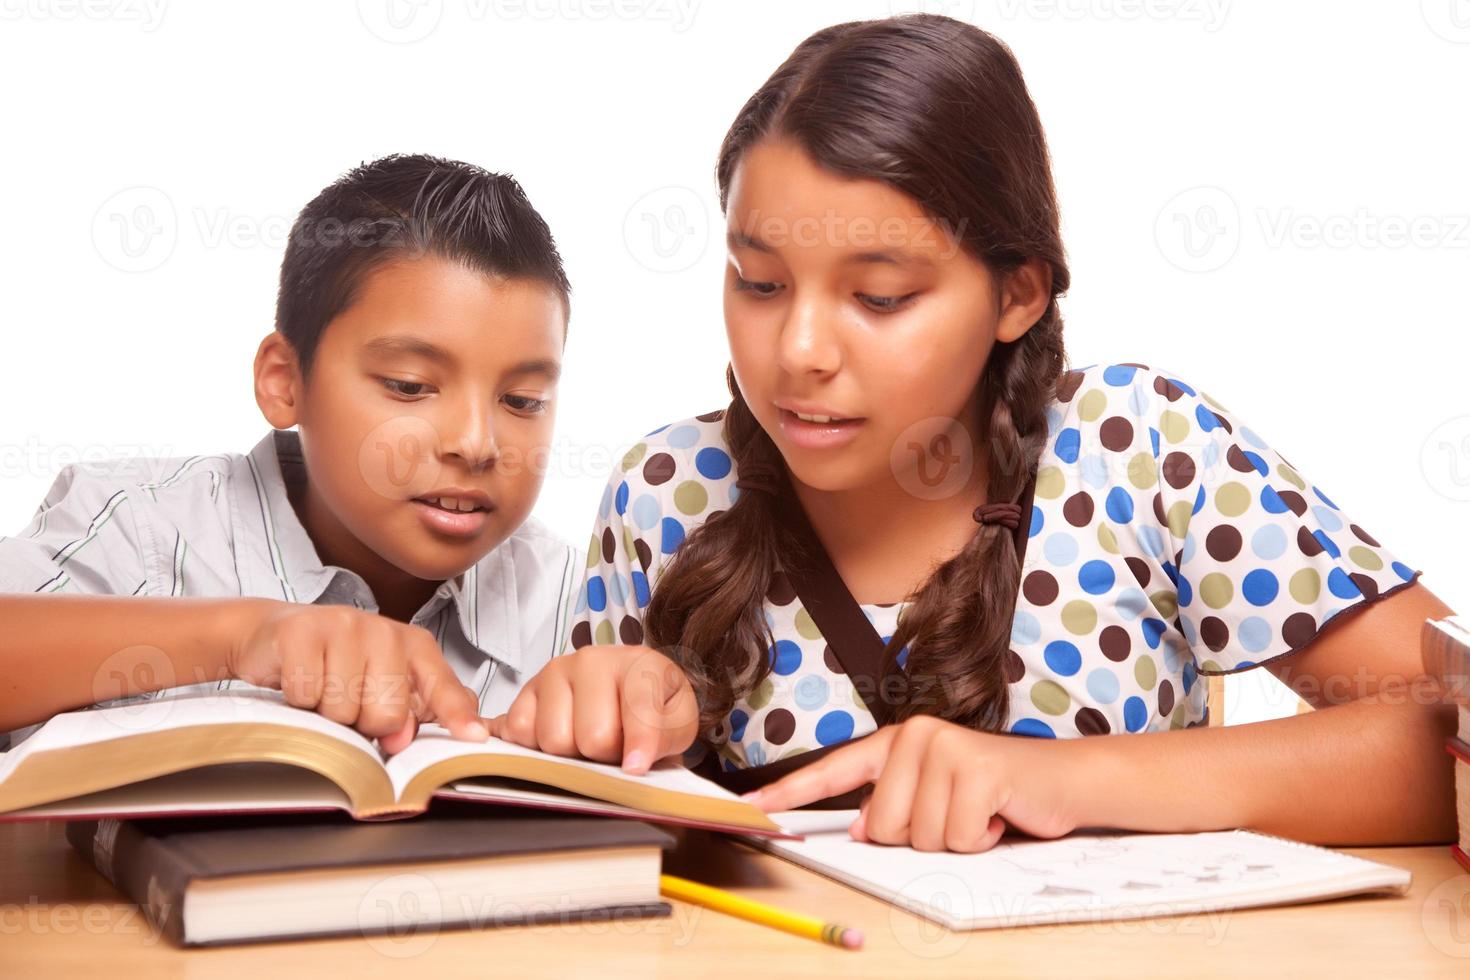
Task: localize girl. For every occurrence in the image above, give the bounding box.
[488,14,1459,852]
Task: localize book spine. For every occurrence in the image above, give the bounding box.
[1451,844,1470,876]
[1422,619,1470,702]
[64,820,195,945]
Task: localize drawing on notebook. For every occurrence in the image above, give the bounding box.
[987,836,1284,902]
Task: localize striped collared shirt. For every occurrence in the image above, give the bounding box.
[0,428,581,748]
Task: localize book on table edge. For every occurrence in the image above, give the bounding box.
[65,805,674,947]
[0,689,789,838]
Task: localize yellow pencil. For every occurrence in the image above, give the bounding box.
[659,874,864,950]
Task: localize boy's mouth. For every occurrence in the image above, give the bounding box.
[410,490,495,538]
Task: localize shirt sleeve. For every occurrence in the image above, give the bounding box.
[0,464,151,596]
[1149,375,1422,675]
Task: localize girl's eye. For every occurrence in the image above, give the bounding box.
[379,377,432,397]
[856,291,919,314]
[733,274,783,298]
[503,394,549,414]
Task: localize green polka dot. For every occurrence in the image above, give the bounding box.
[1200,572,1234,609]
[1061,599,1097,635]
[1166,500,1192,539]
[794,608,823,640]
[1200,390,1230,413]
[1134,656,1157,690]
[620,443,647,472]
[1159,410,1190,444]
[673,480,708,515]
[594,620,615,645]
[1097,523,1119,554]
[623,525,639,561]
[1276,464,1304,491]
[1078,389,1107,422]
[747,678,774,711]
[1215,482,1250,517]
[586,534,599,568]
[1035,465,1065,499]
[1200,658,1222,673]
[1289,568,1320,604]
[1030,680,1071,715]
[1169,704,1187,730]
[1149,590,1178,620]
[1127,452,1158,490]
[1349,546,1383,571]
[776,745,813,761]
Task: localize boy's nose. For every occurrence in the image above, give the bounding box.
[444,413,500,472]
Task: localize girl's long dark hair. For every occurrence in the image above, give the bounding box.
[646,14,1071,738]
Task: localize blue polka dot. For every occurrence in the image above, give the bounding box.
[608,573,629,607]
[1078,559,1116,595]
[1313,486,1339,510]
[1103,364,1138,386]
[1055,427,1081,464]
[1149,427,1161,457]
[769,640,802,675]
[1327,567,1362,600]
[1313,530,1341,559]
[1011,717,1056,738]
[631,494,661,530]
[660,517,685,554]
[1191,484,1206,515]
[1162,561,1180,588]
[1044,532,1079,566]
[1128,383,1150,417]
[1166,377,1196,396]
[586,575,607,613]
[598,483,613,519]
[895,645,910,669]
[1114,587,1150,621]
[1105,487,1135,524]
[1176,573,1193,608]
[1044,640,1082,676]
[1312,506,1342,533]
[1086,668,1120,704]
[1081,454,1109,489]
[1011,610,1042,646]
[1392,561,1415,582]
[573,585,587,615]
[1195,403,1221,433]
[746,742,767,767]
[1029,505,1043,538]
[1260,485,1289,514]
[1180,531,1198,563]
[631,571,651,608]
[1242,569,1279,606]
[1251,524,1287,560]
[1240,450,1268,477]
[665,425,700,449]
[1123,696,1148,732]
[1239,616,1272,653]
[696,447,733,480]
[794,675,830,711]
[815,710,855,746]
[644,423,671,437]
[1142,617,1168,649]
[1201,439,1220,472]
[1138,525,1165,559]
[729,709,749,742]
[614,481,630,516]
[1182,660,1197,696]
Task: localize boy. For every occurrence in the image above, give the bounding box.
[0,154,580,756]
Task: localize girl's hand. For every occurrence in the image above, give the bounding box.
[743,715,1085,852]
[227,599,488,756]
[485,645,699,774]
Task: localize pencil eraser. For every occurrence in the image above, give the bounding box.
[840,928,864,949]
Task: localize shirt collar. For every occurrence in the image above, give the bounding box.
[226,428,523,672]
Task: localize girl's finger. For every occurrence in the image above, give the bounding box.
[907,754,955,852]
[862,724,932,844]
[743,729,892,812]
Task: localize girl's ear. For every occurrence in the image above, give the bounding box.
[995,256,1054,344]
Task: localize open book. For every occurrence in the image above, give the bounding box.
[756,811,1413,930]
[0,689,783,837]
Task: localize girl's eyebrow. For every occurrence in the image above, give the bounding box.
[727,228,935,267]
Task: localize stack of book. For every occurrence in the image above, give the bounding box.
[1422,615,1470,872]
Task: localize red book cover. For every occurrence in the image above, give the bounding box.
[1451,844,1470,876]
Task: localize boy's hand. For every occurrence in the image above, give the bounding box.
[485,645,698,774]
[226,600,488,755]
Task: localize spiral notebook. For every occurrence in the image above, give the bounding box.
[755,811,1413,931]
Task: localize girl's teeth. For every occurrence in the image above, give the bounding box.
[432,497,479,512]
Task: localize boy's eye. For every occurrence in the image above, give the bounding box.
[856,291,919,314]
[503,394,549,414]
[379,377,432,397]
[733,274,783,298]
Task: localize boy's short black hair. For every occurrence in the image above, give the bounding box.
[275,153,571,380]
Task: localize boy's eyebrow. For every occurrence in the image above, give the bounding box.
[506,358,562,382]
[361,334,456,364]
[727,229,935,267]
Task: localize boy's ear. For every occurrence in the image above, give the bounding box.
[254,332,306,429]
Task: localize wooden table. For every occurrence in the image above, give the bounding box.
[3,819,1469,978]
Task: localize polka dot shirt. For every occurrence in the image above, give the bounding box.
[566,362,1422,771]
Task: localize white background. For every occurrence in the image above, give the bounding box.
[1,1,1466,722]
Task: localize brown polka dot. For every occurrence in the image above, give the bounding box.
[643,452,677,486]
[1003,648,1026,683]
[1158,679,1175,716]
[1099,625,1131,662]
[767,570,796,606]
[1296,526,1323,557]
[1063,491,1095,527]
[1100,416,1134,452]
[1205,525,1242,562]
[1282,612,1316,649]
[1226,444,1257,474]
[601,527,616,564]
[1056,370,1085,402]
[1153,375,1186,401]
[696,409,725,423]
[1349,573,1379,600]
[1276,489,1308,517]
[1119,361,1151,370]
[1075,707,1111,736]
[1022,570,1060,605]
[634,538,653,571]
[763,708,796,745]
[1200,616,1230,652]
[1161,451,1196,490]
[1125,556,1152,589]
[570,621,593,649]
[1152,492,1168,526]
[619,615,644,645]
[823,645,841,673]
[1350,524,1380,547]
[1209,411,1232,434]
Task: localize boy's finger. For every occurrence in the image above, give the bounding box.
[410,650,488,742]
[742,733,889,812]
[378,714,417,756]
[618,663,697,774]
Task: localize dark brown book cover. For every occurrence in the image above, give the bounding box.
[66,802,674,946]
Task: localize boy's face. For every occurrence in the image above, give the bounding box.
[260,256,564,585]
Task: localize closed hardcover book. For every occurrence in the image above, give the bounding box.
[65,805,674,946]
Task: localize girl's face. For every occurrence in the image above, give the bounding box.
[723,138,1038,497]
